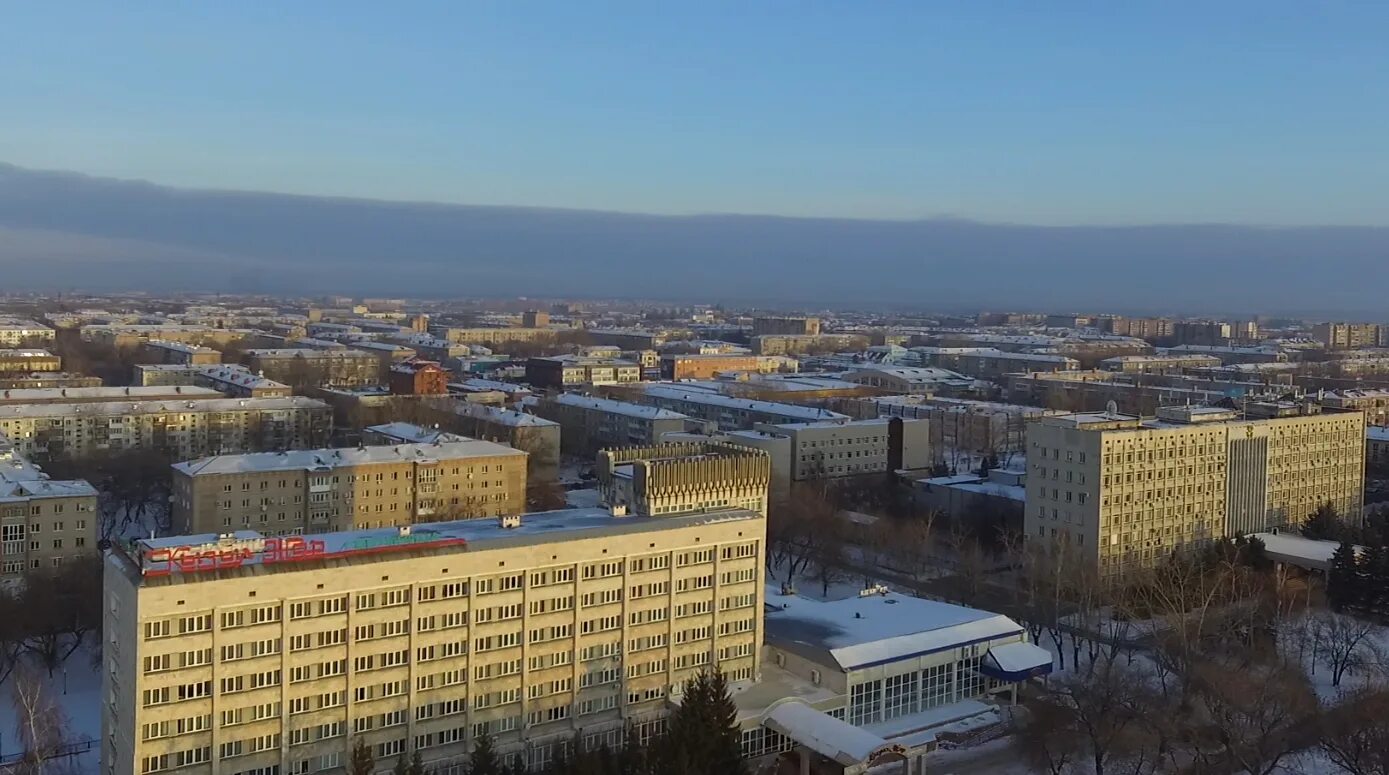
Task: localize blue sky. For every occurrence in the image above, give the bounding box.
[3,2,1387,224]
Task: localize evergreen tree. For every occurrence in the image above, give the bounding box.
[663,669,747,775]
[349,737,375,775]
[407,750,425,775]
[1302,501,1341,541]
[1327,540,1360,613]
[468,733,504,775]
[393,754,409,775]
[1358,543,1389,620]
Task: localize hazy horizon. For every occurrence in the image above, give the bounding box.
[2,161,1388,319]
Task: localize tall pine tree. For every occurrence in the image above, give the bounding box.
[1302,501,1341,540]
[1358,543,1389,620]
[349,737,375,775]
[1327,540,1360,613]
[468,733,504,775]
[662,669,747,775]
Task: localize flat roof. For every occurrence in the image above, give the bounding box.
[174,439,521,476]
[121,506,760,583]
[0,395,327,419]
[0,385,224,401]
[641,385,849,421]
[245,348,376,359]
[365,422,471,444]
[551,393,687,420]
[764,586,1023,671]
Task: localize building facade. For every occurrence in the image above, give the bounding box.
[244,350,384,388]
[388,359,451,396]
[1313,322,1385,351]
[531,394,693,455]
[524,356,642,390]
[0,431,98,578]
[103,508,765,775]
[172,441,528,536]
[1025,404,1366,577]
[0,396,332,463]
[597,441,771,518]
[0,349,62,373]
[752,317,821,337]
[143,340,224,366]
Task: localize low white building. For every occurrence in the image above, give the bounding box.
[735,585,1051,773]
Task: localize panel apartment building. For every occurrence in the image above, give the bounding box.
[171,440,528,536]
[530,394,695,455]
[0,396,332,463]
[1025,403,1365,577]
[0,431,98,578]
[104,449,768,775]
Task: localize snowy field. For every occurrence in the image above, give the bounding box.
[0,647,102,773]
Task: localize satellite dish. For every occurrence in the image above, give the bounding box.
[1106,400,1119,414]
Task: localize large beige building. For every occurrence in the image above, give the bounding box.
[0,431,98,578]
[598,441,771,518]
[1026,403,1365,577]
[243,349,384,388]
[104,490,766,774]
[0,396,332,463]
[171,441,528,536]
[1313,321,1385,350]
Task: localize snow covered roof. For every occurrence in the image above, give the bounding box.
[762,702,893,766]
[640,385,849,422]
[0,395,327,419]
[1251,532,1361,572]
[364,423,470,445]
[764,586,1024,671]
[982,641,1052,678]
[550,393,688,420]
[1368,426,1389,442]
[173,439,521,476]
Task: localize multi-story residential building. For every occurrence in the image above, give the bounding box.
[0,318,55,346]
[80,324,253,349]
[0,396,332,463]
[0,349,63,373]
[1369,427,1389,469]
[597,441,771,517]
[244,349,384,387]
[171,440,527,535]
[750,334,869,356]
[135,365,294,398]
[1008,371,1228,415]
[659,354,791,381]
[630,385,849,431]
[1025,403,1365,577]
[1098,354,1223,375]
[1171,321,1234,348]
[1099,317,1173,341]
[0,431,98,578]
[1162,344,1288,364]
[142,340,223,366]
[750,417,933,480]
[586,329,673,350]
[1314,321,1385,350]
[104,501,765,774]
[910,348,1079,381]
[752,317,821,337]
[436,327,559,346]
[429,401,562,479]
[840,366,976,396]
[1321,389,1389,427]
[531,394,695,455]
[0,373,103,390]
[846,396,1054,461]
[388,359,450,396]
[0,385,225,406]
[521,310,550,328]
[524,356,642,390]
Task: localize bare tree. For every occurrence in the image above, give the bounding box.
[1305,610,1381,688]
[1182,659,1319,775]
[1035,655,1166,775]
[1318,688,1389,775]
[10,662,76,775]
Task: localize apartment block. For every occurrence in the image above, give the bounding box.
[143,340,224,366]
[171,441,527,536]
[659,354,792,381]
[524,356,642,390]
[0,349,62,373]
[0,396,332,463]
[1099,354,1223,375]
[0,318,55,346]
[911,347,1079,381]
[1321,389,1389,427]
[1313,322,1385,350]
[750,334,869,356]
[1025,403,1365,577]
[388,359,450,396]
[436,327,559,346]
[103,506,765,775]
[0,385,225,406]
[136,365,294,399]
[531,394,694,455]
[752,317,821,337]
[0,431,98,578]
[244,349,384,388]
[751,417,933,480]
[631,385,849,431]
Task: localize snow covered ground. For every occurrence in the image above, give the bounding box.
[0,647,102,773]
